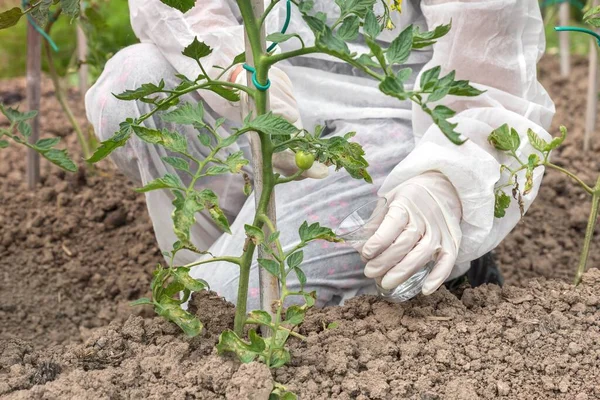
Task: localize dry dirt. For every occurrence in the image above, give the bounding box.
[1,56,600,399]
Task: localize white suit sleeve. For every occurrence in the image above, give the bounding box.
[379,0,556,265]
[128,0,247,122]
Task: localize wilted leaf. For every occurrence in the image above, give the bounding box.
[155,297,203,337]
[172,266,209,292]
[245,224,265,245]
[269,348,291,368]
[524,153,540,196]
[284,305,306,325]
[488,124,520,152]
[494,191,511,219]
[247,310,272,325]
[217,329,265,363]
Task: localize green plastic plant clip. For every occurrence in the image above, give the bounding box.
[555,26,600,47]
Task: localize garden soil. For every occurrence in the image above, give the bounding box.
[0,56,599,399]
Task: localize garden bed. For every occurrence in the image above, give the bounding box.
[1,56,600,399]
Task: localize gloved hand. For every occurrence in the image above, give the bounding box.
[359,171,463,295]
[230,65,328,180]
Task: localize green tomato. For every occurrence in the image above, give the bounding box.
[295,151,315,170]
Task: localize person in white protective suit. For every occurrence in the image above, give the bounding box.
[86,0,555,308]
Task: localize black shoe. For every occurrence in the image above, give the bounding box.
[444,251,504,292]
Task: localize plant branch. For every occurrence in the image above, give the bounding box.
[544,162,594,194]
[182,256,241,269]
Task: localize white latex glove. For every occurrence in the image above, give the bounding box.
[231,65,328,180]
[359,172,463,295]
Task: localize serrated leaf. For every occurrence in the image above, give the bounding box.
[420,66,441,91]
[317,25,351,57]
[245,112,299,136]
[365,36,386,69]
[287,251,304,269]
[299,0,314,13]
[363,10,380,38]
[60,0,80,18]
[428,86,450,103]
[132,126,188,154]
[448,80,483,97]
[114,80,165,101]
[245,224,265,245]
[0,7,22,30]
[136,174,183,193]
[171,189,222,245]
[379,76,407,101]
[159,0,196,13]
[161,102,205,127]
[172,266,209,292]
[0,104,37,122]
[337,0,376,18]
[34,137,60,149]
[387,25,413,65]
[337,15,360,41]
[299,221,341,243]
[155,297,203,337]
[294,267,307,289]
[40,149,78,172]
[284,305,305,325]
[162,156,190,172]
[527,128,549,153]
[355,54,380,69]
[182,37,213,62]
[488,124,520,152]
[258,258,281,278]
[494,191,511,219]
[18,121,32,138]
[217,329,265,363]
[412,23,451,49]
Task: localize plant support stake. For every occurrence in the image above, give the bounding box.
[559,2,571,77]
[26,14,41,190]
[586,0,600,152]
[245,0,280,334]
[77,5,88,96]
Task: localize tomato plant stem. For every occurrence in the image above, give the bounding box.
[575,175,600,285]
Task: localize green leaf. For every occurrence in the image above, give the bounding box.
[269,348,291,368]
[337,16,360,41]
[258,258,281,278]
[298,0,314,13]
[132,126,188,154]
[293,267,307,289]
[162,156,190,172]
[0,104,37,122]
[223,151,249,173]
[159,0,196,13]
[130,298,153,306]
[172,266,209,292]
[245,224,265,245]
[60,0,80,18]
[284,305,305,325]
[387,25,413,65]
[316,26,352,57]
[207,85,240,102]
[266,32,303,45]
[0,140,8,148]
[355,54,380,69]
[18,121,32,138]
[548,126,567,151]
[427,86,450,103]
[155,297,203,337]
[327,321,340,329]
[524,153,540,196]
[40,149,78,172]
[303,291,317,308]
[363,10,381,38]
[488,124,520,152]
[0,7,23,30]
[299,221,340,243]
[584,5,600,27]
[527,128,549,153]
[412,23,451,49]
[365,36,386,69]
[337,0,376,18]
[247,310,272,325]
[494,191,511,219]
[182,37,213,62]
[34,137,60,149]
[303,15,326,35]
[114,80,165,101]
[208,205,231,234]
[217,329,265,363]
[420,66,441,91]
[136,173,183,192]
[379,76,408,101]
[245,112,299,136]
[287,251,304,269]
[161,102,205,128]
[448,80,484,97]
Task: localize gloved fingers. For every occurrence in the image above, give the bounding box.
[363,221,422,279]
[380,236,439,290]
[361,203,409,260]
[422,249,457,296]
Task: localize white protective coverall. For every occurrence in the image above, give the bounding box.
[86,0,555,308]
